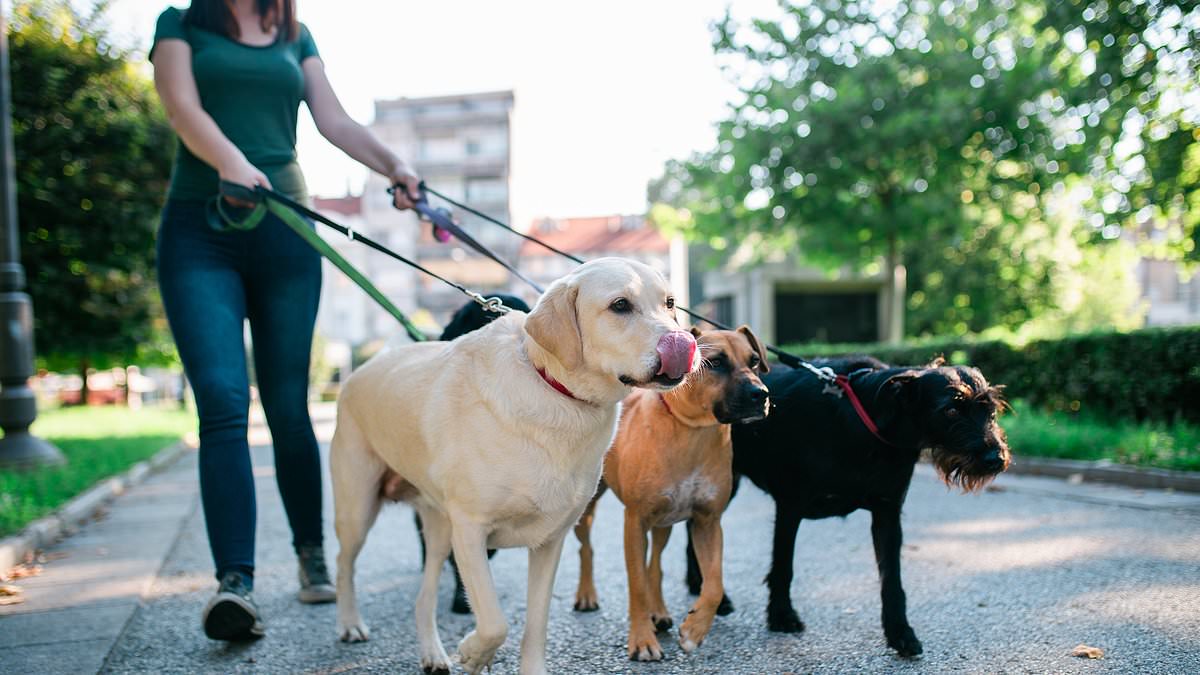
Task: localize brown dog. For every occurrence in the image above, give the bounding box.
[572,326,770,661]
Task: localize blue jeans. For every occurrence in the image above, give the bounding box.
[157,200,323,582]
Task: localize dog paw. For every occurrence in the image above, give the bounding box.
[716,593,735,616]
[766,607,806,633]
[627,629,664,662]
[651,612,674,632]
[420,641,452,675]
[679,609,714,653]
[420,661,451,675]
[337,618,370,643]
[574,589,600,612]
[457,630,502,674]
[887,626,923,657]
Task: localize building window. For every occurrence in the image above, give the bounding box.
[712,296,733,327]
[466,140,481,156]
[466,177,507,203]
[774,290,879,344]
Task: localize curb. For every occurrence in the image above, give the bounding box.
[1006,456,1200,493]
[0,440,191,573]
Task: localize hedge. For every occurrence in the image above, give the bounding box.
[783,325,1200,424]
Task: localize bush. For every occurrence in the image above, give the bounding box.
[784,325,1200,424]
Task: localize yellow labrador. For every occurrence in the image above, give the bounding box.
[331,258,699,675]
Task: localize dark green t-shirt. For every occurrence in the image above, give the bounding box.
[150,7,319,201]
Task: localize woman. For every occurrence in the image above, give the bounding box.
[150,0,419,641]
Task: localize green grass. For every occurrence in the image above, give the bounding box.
[1004,402,1200,472]
[0,405,196,537]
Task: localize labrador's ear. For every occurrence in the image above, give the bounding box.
[524,280,582,370]
[689,325,704,340]
[736,324,770,373]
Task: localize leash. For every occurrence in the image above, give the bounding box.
[207,182,515,342]
[411,182,807,370]
[409,182,907,445]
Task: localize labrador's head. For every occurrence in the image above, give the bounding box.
[524,258,699,398]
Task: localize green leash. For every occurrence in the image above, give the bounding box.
[206,184,428,343]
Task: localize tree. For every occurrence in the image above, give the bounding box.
[10,0,174,397]
[658,0,1194,338]
[1036,0,1200,262]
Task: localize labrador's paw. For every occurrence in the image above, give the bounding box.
[337,617,370,643]
[457,629,503,675]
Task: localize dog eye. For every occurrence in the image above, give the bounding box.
[749,355,761,368]
[945,408,960,418]
[666,297,675,309]
[610,298,631,313]
[708,354,726,369]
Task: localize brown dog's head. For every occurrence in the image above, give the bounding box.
[682,325,771,424]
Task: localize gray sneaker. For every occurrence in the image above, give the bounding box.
[202,572,265,641]
[297,544,336,604]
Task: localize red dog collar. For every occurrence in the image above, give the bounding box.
[835,374,900,448]
[537,367,580,401]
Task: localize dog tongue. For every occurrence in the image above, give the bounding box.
[656,330,696,380]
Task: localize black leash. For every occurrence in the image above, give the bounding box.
[414,182,806,370]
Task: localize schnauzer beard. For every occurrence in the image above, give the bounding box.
[929,444,1011,493]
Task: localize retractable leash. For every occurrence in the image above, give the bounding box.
[386,184,544,293]
[207,181,515,343]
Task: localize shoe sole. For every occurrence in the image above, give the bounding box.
[298,584,336,604]
[203,592,265,641]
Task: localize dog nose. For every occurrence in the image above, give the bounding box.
[748,386,768,404]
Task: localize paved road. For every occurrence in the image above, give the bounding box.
[92,423,1200,674]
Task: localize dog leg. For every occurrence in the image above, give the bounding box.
[415,505,453,674]
[573,491,602,612]
[686,520,735,615]
[519,530,569,675]
[871,504,922,657]
[679,515,722,653]
[623,510,663,661]
[765,503,806,633]
[331,418,384,643]
[647,526,673,632]
[451,520,508,675]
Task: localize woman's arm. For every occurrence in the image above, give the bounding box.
[151,39,270,194]
[302,58,421,210]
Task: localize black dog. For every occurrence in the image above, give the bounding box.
[686,356,1010,656]
[414,293,531,614]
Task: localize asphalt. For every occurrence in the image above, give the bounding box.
[11,410,1200,674]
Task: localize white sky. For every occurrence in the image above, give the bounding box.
[95,0,777,224]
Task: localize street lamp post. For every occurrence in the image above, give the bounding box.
[0,3,64,468]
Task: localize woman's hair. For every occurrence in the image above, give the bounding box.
[185,1,299,42]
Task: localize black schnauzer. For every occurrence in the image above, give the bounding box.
[685,356,1010,656]
[414,293,531,614]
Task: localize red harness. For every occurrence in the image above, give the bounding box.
[536,367,580,401]
[833,374,900,448]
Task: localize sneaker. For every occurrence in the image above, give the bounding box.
[202,572,265,641]
[297,544,336,604]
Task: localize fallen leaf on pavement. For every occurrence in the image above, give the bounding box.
[1071,644,1104,659]
[1,564,43,582]
[0,584,25,605]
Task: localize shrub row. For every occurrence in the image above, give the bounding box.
[784,326,1200,423]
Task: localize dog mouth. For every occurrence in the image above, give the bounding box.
[619,331,698,390]
[620,371,687,389]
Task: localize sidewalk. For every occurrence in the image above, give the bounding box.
[0,446,200,673]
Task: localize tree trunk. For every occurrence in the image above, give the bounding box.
[78,357,90,406]
[884,231,906,345]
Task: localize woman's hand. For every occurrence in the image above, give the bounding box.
[219,157,271,207]
[389,163,422,211]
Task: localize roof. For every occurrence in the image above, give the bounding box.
[313,195,362,217]
[520,215,670,257]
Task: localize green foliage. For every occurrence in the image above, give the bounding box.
[1003,403,1200,472]
[786,325,1200,423]
[9,0,175,373]
[658,0,1198,336]
[0,405,195,536]
[1036,0,1200,262]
